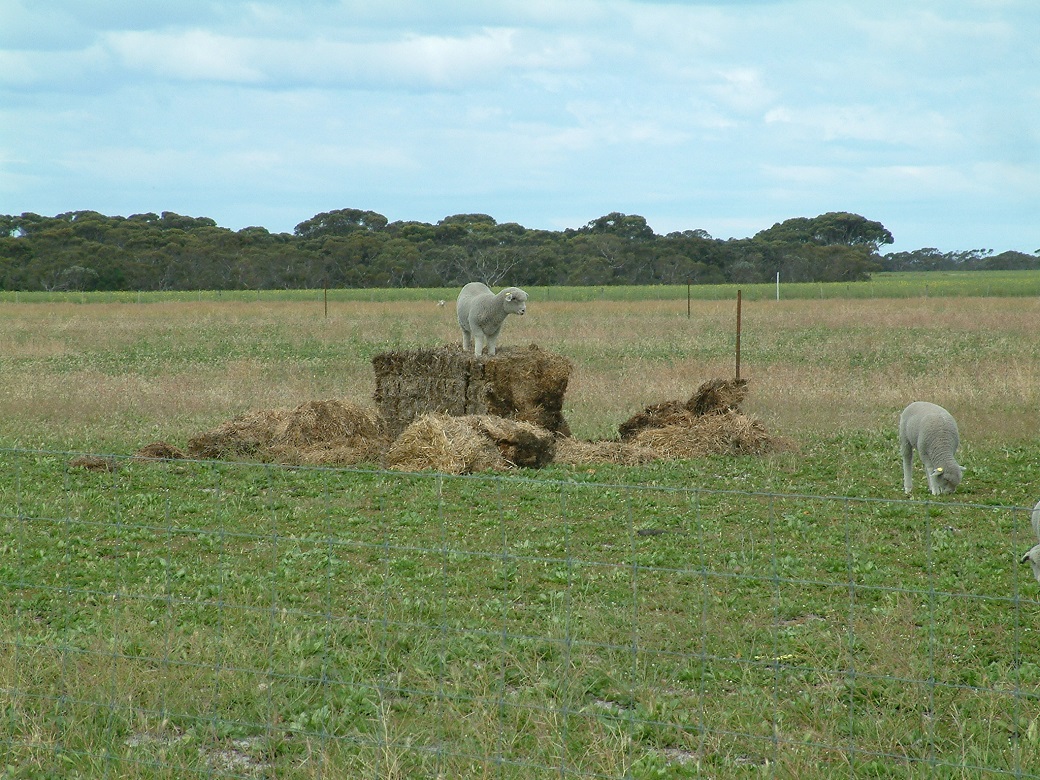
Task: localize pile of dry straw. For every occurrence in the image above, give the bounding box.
[122,349,783,475]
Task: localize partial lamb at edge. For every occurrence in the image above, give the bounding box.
[1020,500,1040,584]
[898,401,964,495]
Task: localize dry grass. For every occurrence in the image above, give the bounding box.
[1,295,1039,450]
[551,297,1040,443]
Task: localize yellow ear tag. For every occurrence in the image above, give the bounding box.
[935,467,943,474]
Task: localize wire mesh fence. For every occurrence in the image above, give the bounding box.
[2,447,1039,778]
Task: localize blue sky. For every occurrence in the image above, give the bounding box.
[1,0,1037,254]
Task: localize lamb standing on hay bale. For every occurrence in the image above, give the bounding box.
[1020,500,1040,584]
[899,401,963,495]
[456,282,528,356]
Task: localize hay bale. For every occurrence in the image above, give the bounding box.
[373,344,572,438]
[372,348,474,432]
[552,437,660,466]
[383,413,556,474]
[186,399,389,464]
[135,441,187,460]
[270,399,390,465]
[631,410,779,458]
[481,346,572,435]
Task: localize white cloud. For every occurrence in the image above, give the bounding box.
[0,0,1037,252]
[0,44,113,89]
[705,68,777,114]
[105,30,264,83]
[764,104,960,149]
[92,26,589,90]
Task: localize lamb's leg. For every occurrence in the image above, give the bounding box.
[901,439,915,494]
[461,330,472,352]
[473,332,487,356]
[922,457,940,495]
[486,333,498,356]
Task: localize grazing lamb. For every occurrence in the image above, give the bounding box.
[456,282,528,356]
[899,401,964,495]
[1020,500,1040,584]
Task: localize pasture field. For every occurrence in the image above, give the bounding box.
[3,283,1040,778]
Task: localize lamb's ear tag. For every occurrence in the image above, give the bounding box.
[505,293,513,301]
[935,467,943,475]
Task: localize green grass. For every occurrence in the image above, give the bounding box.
[3,436,1040,778]
[3,284,1040,776]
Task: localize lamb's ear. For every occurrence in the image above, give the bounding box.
[504,292,513,301]
[931,467,944,476]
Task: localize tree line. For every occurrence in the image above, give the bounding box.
[0,208,1035,292]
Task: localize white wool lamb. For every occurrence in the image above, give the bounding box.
[898,401,964,495]
[455,282,528,356]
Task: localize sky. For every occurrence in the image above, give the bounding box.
[1,0,1037,255]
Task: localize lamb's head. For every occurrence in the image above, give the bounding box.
[501,287,528,316]
[930,464,962,494]
[1021,544,1040,584]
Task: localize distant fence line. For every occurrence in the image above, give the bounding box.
[2,449,1039,778]
[2,270,1040,305]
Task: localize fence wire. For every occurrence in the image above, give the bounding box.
[1,448,1038,779]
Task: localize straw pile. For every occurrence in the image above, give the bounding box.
[629,409,778,458]
[134,441,188,460]
[618,378,749,439]
[184,399,390,465]
[69,455,119,472]
[383,413,555,474]
[608,377,782,458]
[135,365,780,472]
[551,437,660,467]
